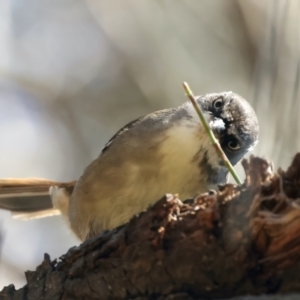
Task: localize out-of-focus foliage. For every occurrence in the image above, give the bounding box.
[0,0,298,288]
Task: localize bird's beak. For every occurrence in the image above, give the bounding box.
[209,116,225,141]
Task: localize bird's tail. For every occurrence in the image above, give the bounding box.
[0,178,76,220]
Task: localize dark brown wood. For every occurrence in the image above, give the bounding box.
[2,154,300,300]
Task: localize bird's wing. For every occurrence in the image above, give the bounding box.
[100,116,143,154]
[0,178,76,220]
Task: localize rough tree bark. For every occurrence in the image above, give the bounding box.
[2,154,300,300]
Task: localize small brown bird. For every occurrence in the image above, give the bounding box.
[0,92,259,241]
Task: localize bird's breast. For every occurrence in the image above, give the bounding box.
[156,122,221,199]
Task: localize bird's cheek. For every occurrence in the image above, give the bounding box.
[226,149,247,166]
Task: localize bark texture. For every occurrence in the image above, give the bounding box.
[2,154,300,300]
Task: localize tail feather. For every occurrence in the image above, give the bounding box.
[11,208,61,220]
[0,178,76,219]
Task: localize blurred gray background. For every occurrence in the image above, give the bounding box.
[0,0,299,289]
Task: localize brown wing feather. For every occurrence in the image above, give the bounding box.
[100,116,143,154]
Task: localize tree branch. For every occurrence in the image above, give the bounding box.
[2,154,300,300]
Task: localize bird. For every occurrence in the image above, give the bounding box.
[0,91,259,241]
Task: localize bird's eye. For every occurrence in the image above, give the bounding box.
[227,139,240,151]
[213,98,223,109]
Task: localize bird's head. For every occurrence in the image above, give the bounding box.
[196,91,259,165]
